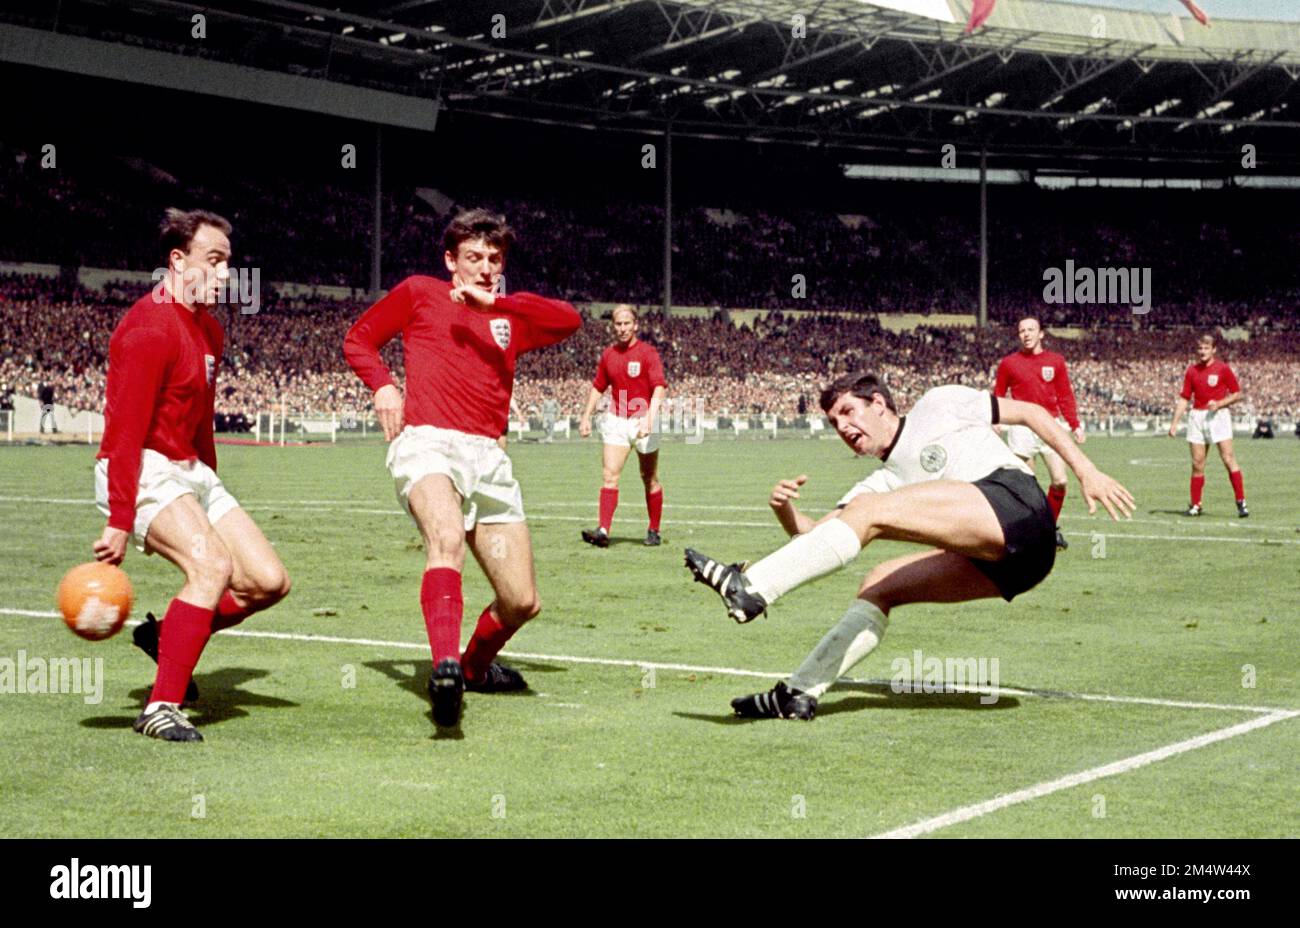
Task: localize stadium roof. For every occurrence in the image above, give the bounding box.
[4,0,1299,170]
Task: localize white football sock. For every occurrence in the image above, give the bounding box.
[788,599,889,699]
[746,518,862,604]
[144,701,179,714]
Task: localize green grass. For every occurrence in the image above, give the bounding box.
[0,434,1296,837]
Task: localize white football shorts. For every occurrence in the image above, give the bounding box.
[1005,417,1071,460]
[599,412,660,454]
[95,449,240,553]
[387,425,525,531]
[1186,408,1232,445]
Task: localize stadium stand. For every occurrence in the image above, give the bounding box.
[1,145,1296,429]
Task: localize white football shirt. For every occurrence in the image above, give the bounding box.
[837,385,1033,507]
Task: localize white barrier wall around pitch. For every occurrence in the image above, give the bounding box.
[9,394,104,439]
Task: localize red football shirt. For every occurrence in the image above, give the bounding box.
[1180,360,1239,410]
[97,289,223,532]
[993,348,1080,429]
[592,339,667,419]
[344,276,581,439]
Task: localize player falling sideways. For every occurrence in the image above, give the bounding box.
[683,372,1133,720]
[1168,333,1248,517]
[94,209,291,742]
[578,304,667,547]
[344,209,581,730]
[993,316,1084,550]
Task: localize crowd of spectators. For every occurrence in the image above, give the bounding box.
[3,273,1295,429]
[2,147,1295,428]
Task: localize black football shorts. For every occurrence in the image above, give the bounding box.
[969,467,1057,601]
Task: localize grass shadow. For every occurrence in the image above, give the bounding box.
[363,658,544,737]
[82,668,297,730]
[674,682,1019,725]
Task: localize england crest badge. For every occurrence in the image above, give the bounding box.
[1041,366,1055,382]
[489,318,512,350]
[1207,374,1218,387]
[627,361,641,378]
[204,354,216,386]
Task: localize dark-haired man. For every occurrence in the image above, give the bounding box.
[94,208,291,743]
[344,208,581,731]
[684,373,1132,720]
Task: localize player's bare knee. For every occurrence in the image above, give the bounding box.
[252,567,291,606]
[857,564,894,602]
[602,471,621,489]
[188,547,234,598]
[837,496,882,541]
[499,594,541,626]
[424,525,465,562]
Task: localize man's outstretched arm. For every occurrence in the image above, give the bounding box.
[997,397,1135,520]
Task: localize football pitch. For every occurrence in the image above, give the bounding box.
[1,434,1296,838]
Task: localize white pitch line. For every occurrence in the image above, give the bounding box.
[2,494,1293,543]
[2,607,1291,716]
[1060,531,1298,546]
[871,709,1299,839]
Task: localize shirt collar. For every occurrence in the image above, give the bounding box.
[881,416,906,463]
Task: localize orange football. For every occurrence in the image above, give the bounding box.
[57,562,134,641]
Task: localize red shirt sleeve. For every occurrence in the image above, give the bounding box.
[592,350,609,392]
[192,321,221,472]
[646,346,666,389]
[1179,367,1194,401]
[105,327,170,532]
[1222,364,1240,393]
[344,279,415,392]
[193,383,218,472]
[495,292,581,353]
[1054,358,1080,430]
[994,358,1010,397]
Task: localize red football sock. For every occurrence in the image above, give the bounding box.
[1046,485,1066,522]
[1190,475,1205,506]
[420,568,464,665]
[461,607,517,683]
[1229,470,1245,502]
[646,487,663,532]
[210,590,255,632]
[149,598,214,705]
[599,487,618,532]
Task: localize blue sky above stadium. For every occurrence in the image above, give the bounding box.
[1054,0,1300,21]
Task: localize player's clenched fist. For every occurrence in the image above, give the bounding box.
[374,383,405,441]
[578,416,592,438]
[93,525,129,565]
[449,282,496,310]
[769,474,808,510]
